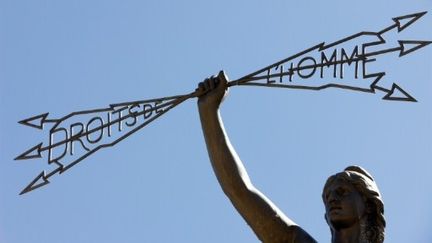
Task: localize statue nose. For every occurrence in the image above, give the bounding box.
[327,191,340,203]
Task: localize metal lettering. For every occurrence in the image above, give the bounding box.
[297,57,317,79]
[340,46,360,78]
[85,117,104,144]
[321,49,338,78]
[69,122,90,155]
[49,127,68,162]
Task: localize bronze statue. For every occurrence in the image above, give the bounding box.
[197,71,385,243]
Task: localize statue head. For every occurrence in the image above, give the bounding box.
[322,166,385,243]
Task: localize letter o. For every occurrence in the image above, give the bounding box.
[297,57,317,79]
[86,117,104,144]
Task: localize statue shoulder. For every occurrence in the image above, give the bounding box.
[291,226,317,243]
[275,225,317,243]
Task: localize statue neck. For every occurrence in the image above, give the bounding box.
[331,222,368,243]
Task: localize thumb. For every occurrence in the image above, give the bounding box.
[218,70,229,85]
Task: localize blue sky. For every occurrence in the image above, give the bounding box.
[1,1,431,242]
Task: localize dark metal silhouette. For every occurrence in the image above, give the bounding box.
[16,11,431,195]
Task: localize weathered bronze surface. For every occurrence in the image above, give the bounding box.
[197,71,385,243]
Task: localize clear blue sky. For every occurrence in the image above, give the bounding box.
[1,1,431,242]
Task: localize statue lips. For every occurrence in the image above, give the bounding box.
[327,200,344,216]
[329,205,343,214]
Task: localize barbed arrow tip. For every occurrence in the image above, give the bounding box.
[382,83,416,102]
[398,40,432,57]
[392,11,427,32]
[15,142,43,160]
[18,113,49,129]
[20,171,50,195]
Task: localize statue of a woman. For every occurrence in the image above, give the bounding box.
[197,71,385,243]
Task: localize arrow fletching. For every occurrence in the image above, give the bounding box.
[398,40,432,57]
[15,143,43,160]
[392,11,427,32]
[18,113,50,129]
[20,171,50,195]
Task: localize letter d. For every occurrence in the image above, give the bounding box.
[48,127,68,163]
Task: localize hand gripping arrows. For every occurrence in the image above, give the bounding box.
[16,11,431,195]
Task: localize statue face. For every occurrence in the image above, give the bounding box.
[323,178,366,229]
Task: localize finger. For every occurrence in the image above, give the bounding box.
[203,78,210,91]
[209,76,216,90]
[218,70,229,84]
[197,82,205,92]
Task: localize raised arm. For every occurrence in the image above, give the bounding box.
[197,71,316,243]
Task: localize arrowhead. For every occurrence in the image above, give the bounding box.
[392,11,427,32]
[15,143,43,160]
[18,113,49,129]
[398,40,432,57]
[20,171,50,195]
[382,83,417,102]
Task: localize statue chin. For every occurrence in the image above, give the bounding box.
[329,217,358,230]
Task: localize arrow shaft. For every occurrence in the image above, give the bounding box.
[110,94,186,108]
[59,93,192,174]
[320,32,378,50]
[28,42,417,155]
[238,82,373,93]
[236,43,325,81]
[362,47,401,58]
[40,94,190,153]
[373,85,390,93]
[28,14,422,154]
[378,23,398,35]
[39,50,382,153]
[45,163,63,179]
[229,56,366,86]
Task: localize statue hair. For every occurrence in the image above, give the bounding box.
[322,166,386,243]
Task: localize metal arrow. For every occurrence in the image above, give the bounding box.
[16,11,431,194]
